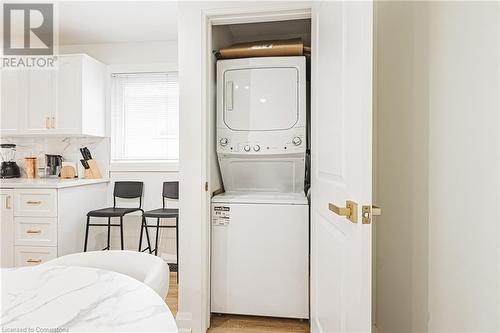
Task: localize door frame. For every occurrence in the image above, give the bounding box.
[200,4,312,331]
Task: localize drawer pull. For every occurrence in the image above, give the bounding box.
[5,195,11,209]
[26,229,42,234]
[26,200,42,205]
[27,259,42,264]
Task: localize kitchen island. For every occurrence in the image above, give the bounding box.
[1,178,109,268]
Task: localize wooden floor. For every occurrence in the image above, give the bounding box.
[165,272,178,317]
[165,272,309,333]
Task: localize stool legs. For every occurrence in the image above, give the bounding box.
[144,219,152,253]
[138,217,145,252]
[84,216,90,252]
[119,216,124,250]
[106,217,111,250]
[155,218,160,256]
[139,216,153,254]
[176,216,179,284]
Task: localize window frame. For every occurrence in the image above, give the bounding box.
[107,63,179,172]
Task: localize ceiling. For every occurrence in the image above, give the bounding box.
[58,1,178,45]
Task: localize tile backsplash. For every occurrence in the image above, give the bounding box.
[0,137,110,178]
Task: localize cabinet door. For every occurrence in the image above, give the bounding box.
[1,189,14,268]
[1,70,25,134]
[54,55,82,134]
[25,70,55,132]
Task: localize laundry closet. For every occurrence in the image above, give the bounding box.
[207,18,312,320]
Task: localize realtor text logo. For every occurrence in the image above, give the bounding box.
[3,3,56,69]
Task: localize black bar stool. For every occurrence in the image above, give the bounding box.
[84,181,144,252]
[139,182,179,277]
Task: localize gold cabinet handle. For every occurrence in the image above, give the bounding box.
[5,195,11,209]
[27,259,42,264]
[45,117,50,129]
[26,229,42,234]
[362,205,382,224]
[26,200,42,205]
[328,200,358,223]
[51,116,55,129]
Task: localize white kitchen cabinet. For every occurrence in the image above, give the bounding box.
[0,71,25,135]
[54,55,106,136]
[15,246,57,267]
[25,70,56,133]
[1,189,14,267]
[0,180,108,267]
[0,54,106,137]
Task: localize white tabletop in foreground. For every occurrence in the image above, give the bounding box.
[1,265,178,332]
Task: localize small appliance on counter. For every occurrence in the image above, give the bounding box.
[24,157,38,178]
[0,144,21,178]
[45,154,63,178]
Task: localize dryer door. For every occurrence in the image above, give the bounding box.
[223,67,298,131]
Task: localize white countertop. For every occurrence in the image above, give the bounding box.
[1,265,178,332]
[0,178,109,189]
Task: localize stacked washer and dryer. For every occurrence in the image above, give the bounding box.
[211,56,309,319]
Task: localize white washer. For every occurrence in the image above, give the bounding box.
[211,192,309,319]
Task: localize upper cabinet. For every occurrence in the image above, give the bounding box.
[0,54,106,137]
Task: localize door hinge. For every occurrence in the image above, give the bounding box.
[205,182,208,192]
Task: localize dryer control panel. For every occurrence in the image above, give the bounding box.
[216,130,306,155]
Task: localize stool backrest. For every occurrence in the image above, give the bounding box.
[113,181,144,208]
[162,181,179,208]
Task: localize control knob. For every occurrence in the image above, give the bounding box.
[219,138,228,146]
[244,145,251,152]
[292,136,302,146]
[253,145,260,152]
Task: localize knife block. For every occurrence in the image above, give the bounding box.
[84,160,102,179]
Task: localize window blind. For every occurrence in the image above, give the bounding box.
[111,72,179,162]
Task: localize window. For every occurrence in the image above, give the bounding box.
[111,72,179,164]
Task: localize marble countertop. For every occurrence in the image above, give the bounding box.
[1,265,178,332]
[0,178,109,189]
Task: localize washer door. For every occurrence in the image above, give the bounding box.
[223,67,298,131]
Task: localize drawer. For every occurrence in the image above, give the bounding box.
[14,189,57,217]
[14,246,57,267]
[15,217,57,246]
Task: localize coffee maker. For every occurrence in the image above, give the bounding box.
[45,154,63,178]
[0,144,21,178]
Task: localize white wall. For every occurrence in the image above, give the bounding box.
[59,41,179,260]
[374,2,429,332]
[59,41,177,65]
[428,2,499,332]
[375,2,500,333]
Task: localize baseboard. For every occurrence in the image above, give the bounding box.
[176,311,193,333]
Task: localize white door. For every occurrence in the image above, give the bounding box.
[1,189,14,268]
[311,2,373,333]
[0,70,25,135]
[25,70,55,132]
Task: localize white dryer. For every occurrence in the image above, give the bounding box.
[216,56,307,193]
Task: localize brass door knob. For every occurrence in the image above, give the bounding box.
[328,200,358,223]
